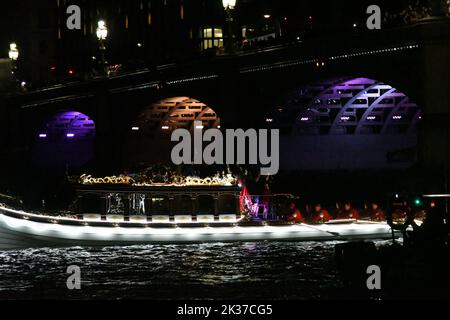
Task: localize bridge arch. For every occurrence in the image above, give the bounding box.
[32,110,96,169]
[266,77,422,171]
[124,96,221,168]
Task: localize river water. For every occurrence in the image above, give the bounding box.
[0,241,392,300]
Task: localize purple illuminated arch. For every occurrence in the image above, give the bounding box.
[266,77,422,170]
[37,111,95,140]
[33,111,96,169]
[267,77,421,136]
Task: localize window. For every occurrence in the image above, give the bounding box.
[203,28,213,38]
[214,29,223,38]
[201,27,224,50]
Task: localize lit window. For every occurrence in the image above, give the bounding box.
[201,27,223,50]
[203,28,213,38]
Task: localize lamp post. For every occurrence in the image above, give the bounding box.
[222,0,237,54]
[96,20,108,76]
[8,43,19,87]
[8,42,19,73]
[263,14,271,33]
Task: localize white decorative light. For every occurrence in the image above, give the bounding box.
[131,127,140,131]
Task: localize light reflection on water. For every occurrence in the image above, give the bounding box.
[0,241,392,299]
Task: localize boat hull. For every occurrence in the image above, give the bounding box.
[0,207,397,249]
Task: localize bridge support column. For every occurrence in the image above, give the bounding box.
[218,59,240,128]
[418,17,450,193]
[93,92,114,172]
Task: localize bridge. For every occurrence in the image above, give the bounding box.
[1,18,449,190]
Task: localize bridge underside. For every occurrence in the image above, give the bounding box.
[0,19,449,193]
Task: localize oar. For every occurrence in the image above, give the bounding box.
[300,223,341,237]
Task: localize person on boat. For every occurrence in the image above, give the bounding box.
[260,183,271,220]
[391,200,410,222]
[287,202,305,223]
[333,202,342,219]
[311,203,332,223]
[337,202,361,220]
[368,202,385,221]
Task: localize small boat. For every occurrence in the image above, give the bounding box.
[0,172,399,249]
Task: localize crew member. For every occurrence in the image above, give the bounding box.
[311,203,332,223]
[337,202,360,220]
[369,203,385,221]
[333,202,342,218]
[288,202,305,223]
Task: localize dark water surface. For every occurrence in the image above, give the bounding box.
[0,241,391,300]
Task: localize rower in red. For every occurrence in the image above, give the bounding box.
[311,203,332,223]
[337,202,361,220]
[368,202,385,221]
[288,202,305,223]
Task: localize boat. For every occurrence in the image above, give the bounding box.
[0,206,397,249]
[0,172,398,249]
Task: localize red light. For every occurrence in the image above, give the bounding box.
[68,69,74,75]
[50,66,56,70]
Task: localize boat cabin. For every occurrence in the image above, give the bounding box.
[75,184,242,223]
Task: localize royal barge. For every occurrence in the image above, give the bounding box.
[0,172,397,249]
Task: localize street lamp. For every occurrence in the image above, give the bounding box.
[8,43,19,85]
[263,14,272,32]
[222,0,237,54]
[96,20,108,76]
[222,0,236,10]
[8,43,19,61]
